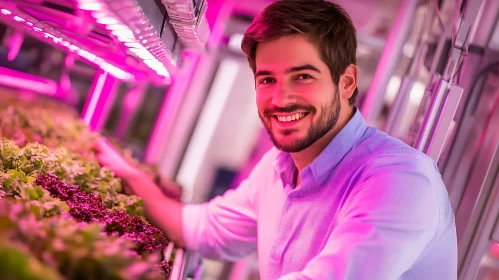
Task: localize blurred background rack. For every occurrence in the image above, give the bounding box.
[1,0,499,279]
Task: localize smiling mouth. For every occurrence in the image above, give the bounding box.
[274,112,308,123]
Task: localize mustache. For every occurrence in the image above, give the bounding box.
[263,104,316,118]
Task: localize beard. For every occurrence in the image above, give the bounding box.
[259,87,341,153]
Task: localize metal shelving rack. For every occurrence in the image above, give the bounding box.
[0,0,207,278]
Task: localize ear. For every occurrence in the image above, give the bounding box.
[339,64,357,100]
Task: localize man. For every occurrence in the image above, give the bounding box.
[94,0,458,279]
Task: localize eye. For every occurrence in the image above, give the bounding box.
[295,74,313,80]
[259,77,276,84]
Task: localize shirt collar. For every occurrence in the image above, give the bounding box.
[274,151,295,185]
[273,108,368,187]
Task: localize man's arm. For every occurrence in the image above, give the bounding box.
[278,163,456,280]
[94,138,262,259]
[93,138,187,246]
[126,170,186,246]
[180,149,282,260]
[181,175,259,260]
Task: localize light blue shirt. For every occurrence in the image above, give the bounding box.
[183,109,457,280]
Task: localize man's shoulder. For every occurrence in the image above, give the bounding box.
[346,128,448,215]
[355,127,439,176]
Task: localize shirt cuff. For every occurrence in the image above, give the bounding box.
[182,203,205,251]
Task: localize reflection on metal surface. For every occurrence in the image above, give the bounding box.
[81,70,118,130]
[170,248,184,279]
[164,242,175,262]
[424,85,463,162]
[414,80,449,152]
[458,143,499,280]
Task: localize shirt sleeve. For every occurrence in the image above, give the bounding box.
[278,158,444,280]
[182,150,276,261]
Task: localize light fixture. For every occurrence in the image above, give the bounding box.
[78,0,175,80]
[1,8,12,15]
[78,3,103,11]
[0,66,58,95]
[162,0,210,49]
[96,17,119,25]
[13,16,25,22]
[0,8,133,80]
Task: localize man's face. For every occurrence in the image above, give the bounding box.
[255,34,341,153]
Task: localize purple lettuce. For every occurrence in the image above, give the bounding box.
[35,174,168,254]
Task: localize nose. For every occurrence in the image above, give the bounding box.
[272,81,296,107]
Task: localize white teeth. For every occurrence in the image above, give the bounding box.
[276,113,306,122]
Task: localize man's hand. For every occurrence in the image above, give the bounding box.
[93,137,140,180]
[93,137,186,246]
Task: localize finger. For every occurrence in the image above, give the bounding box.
[92,137,105,152]
[94,137,113,153]
[94,153,106,166]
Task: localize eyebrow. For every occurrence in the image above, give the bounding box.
[255,64,321,78]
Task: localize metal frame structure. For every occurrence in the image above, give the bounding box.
[370,1,499,279]
[414,0,485,162]
[77,0,176,81]
[458,142,499,279]
[359,0,419,125]
[81,69,118,130]
[0,0,210,277]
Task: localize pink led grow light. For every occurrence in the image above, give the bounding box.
[0,8,133,80]
[77,0,175,80]
[0,66,58,96]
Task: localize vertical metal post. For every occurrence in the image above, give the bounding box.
[414,79,449,152]
[458,143,499,279]
[384,42,428,138]
[424,85,463,161]
[81,69,118,131]
[413,0,486,162]
[439,0,498,177]
[144,51,200,164]
[360,0,418,125]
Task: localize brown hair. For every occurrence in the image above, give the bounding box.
[241,0,358,105]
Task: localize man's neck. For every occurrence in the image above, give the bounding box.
[291,107,354,176]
